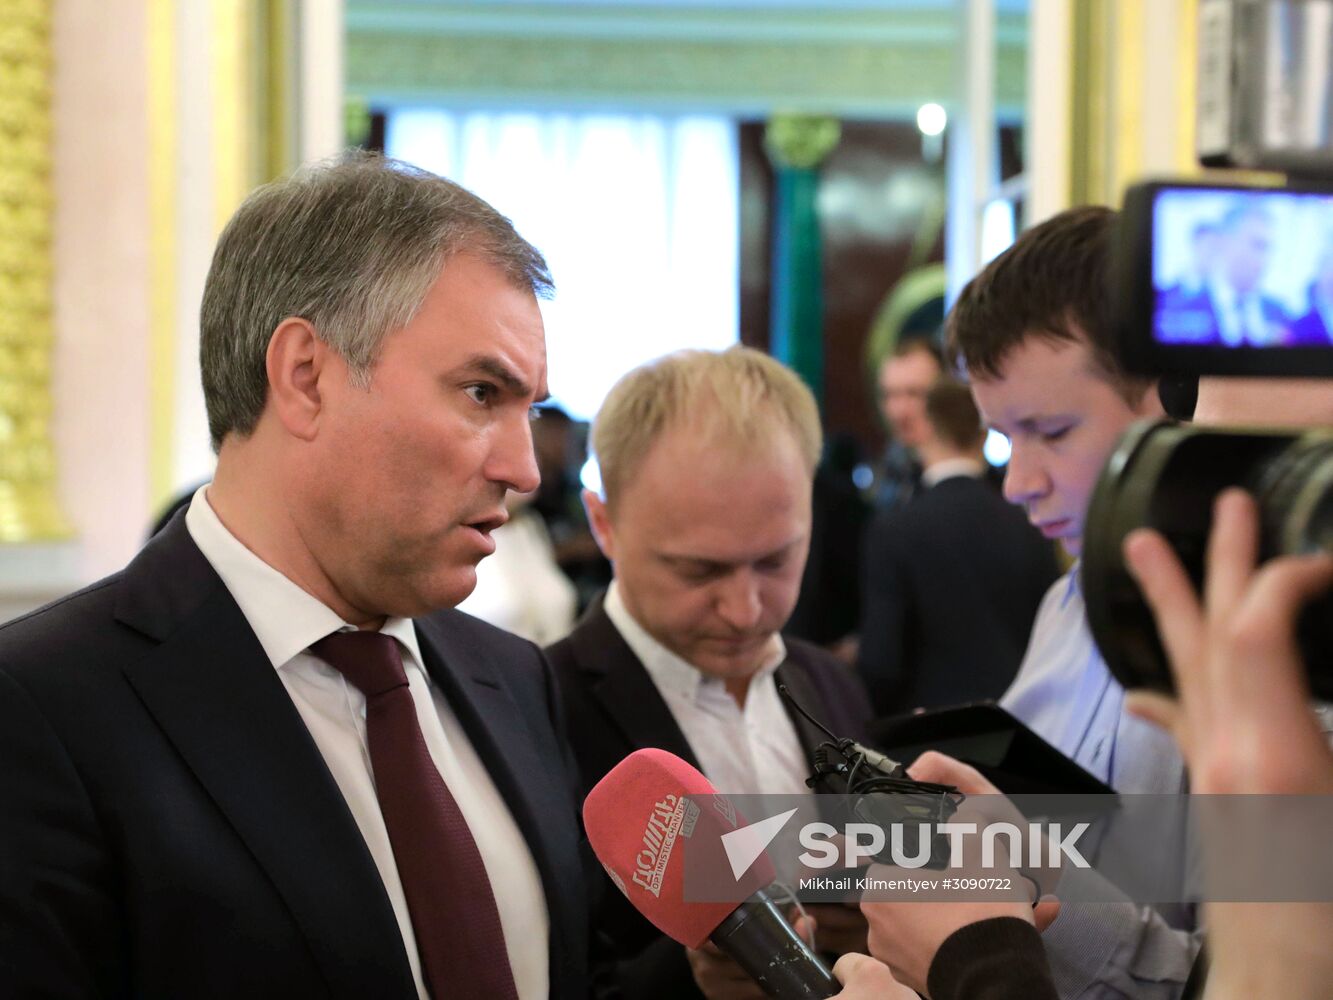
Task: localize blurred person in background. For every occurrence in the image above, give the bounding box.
[872,336,945,511]
[784,431,871,657]
[858,378,1059,715]
[528,403,612,611]
[457,485,577,645]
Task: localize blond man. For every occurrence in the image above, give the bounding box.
[546,347,872,1000]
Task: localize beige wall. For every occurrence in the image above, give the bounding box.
[52,0,154,583]
[33,0,342,598]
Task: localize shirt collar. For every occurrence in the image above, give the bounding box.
[1061,560,1083,609]
[602,580,786,704]
[185,485,426,672]
[921,457,985,488]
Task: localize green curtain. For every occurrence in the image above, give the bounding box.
[769,165,825,407]
[764,115,839,410]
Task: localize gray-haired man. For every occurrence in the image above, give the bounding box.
[0,152,591,999]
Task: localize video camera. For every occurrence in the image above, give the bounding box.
[1082,0,1333,701]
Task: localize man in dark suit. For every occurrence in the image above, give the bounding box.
[858,380,1059,716]
[0,153,589,998]
[546,348,873,1000]
[872,337,945,511]
[1167,203,1291,346]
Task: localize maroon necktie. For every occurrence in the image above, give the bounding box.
[310,630,520,1000]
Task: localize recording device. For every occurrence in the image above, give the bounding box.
[1196,0,1333,174]
[583,748,839,999]
[1084,35,1333,697]
[780,686,963,869]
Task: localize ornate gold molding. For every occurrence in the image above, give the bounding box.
[0,0,70,540]
[345,32,1028,117]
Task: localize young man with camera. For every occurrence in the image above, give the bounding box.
[932,205,1195,998]
[835,197,1333,999]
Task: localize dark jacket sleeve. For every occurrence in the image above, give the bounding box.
[926,917,1059,1000]
[0,667,125,998]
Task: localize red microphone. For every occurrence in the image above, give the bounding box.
[583,748,838,999]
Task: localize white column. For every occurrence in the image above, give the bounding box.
[1138,1,1186,177]
[1026,0,1072,224]
[170,0,218,496]
[946,0,996,302]
[298,0,346,165]
[51,0,154,584]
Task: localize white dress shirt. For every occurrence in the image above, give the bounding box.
[186,486,549,1000]
[603,581,811,797]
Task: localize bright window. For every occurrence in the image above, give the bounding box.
[385,108,741,420]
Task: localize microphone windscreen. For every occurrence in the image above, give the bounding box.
[582,748,777,948]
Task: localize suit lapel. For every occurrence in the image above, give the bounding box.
[569,600,700,769]
[115,523,415,999]
[412,614,580,881]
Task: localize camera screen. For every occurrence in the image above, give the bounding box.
[1151,187,1333,349]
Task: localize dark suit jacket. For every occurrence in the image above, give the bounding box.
[546,598,871,1000]
[857,474,1060,716]
[0,513,591,999]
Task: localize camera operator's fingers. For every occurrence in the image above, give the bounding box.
[1123,690,1181,734]
[1202,489,1261,617]
[791,912,818,949]
[1123,527,1204,685]
[907,751,998,795]
[830,953,916,1000]
[1221,552,1333,714]
[803,903,869,956]
[1033,896,1061,932]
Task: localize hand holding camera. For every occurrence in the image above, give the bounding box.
[1118,488,1333,999]
[1122,488,1333,797]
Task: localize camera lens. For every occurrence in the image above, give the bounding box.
[1083,421,1333,701]
[1253,434,1333,559]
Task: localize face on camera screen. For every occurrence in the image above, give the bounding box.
[1151,188,1333,350]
